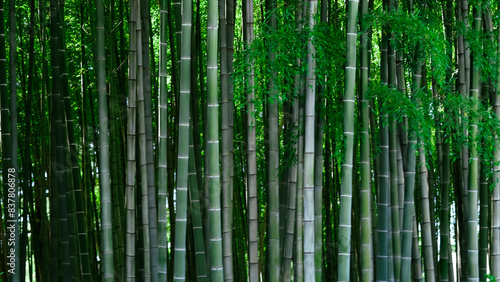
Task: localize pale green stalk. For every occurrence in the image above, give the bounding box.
[418,133,435,282]
[304,0,317,279]
[242,0,258,279]
[492,12,500,278]
[158,0,169,279]
[265,0,280,278]
[400,69,421,282]
[467,4,481,281]
[337,1,359,280]
[359,0,373,280]
[172,0,192,277]
[207,0,224,278]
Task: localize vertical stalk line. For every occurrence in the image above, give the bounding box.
[386,2,398,279]
[400,68,421,282]
[281,93,299,281]
[455,2,468,277]
[107,0,126,277]
[395,50,406,227]
[96,0,114,279]
[36,0,51,279]
[49,1,71,279]
[166,0,178,264]
[295,103,305,282]
[411,215,423,281]
[135,1,152,279]
[313,113,324,281]
[226,0,236,275]
[188,121,209,281]
[55,0,85,276]
[359,1,374,279]
[337,1,359,280]
[304,0,317,278]
[125,0,138,279]
[492,7,500,277]
[376,2,389,279]
[314,0,328,279]
[25,0,37,278]
[219,0,234,278]
[264,0,280,278]
[139,1,159,280]
[243,0,258,278]
[479,160,488,280]
[467,4,481,281]
[158,0,169,279]
[417,122,436,282]
[172,0,192,276]
[324,136,335,281]
[207,0,224,276]
[439,2,453,280]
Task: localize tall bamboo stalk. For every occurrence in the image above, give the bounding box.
[96,0,114,279]
[400,68,421,282]
[207,0,224,278]
[467,4,481,280]
[158,0,169,279]
[304,0,317,278]
[337,1,359,280]
[220,0,234,278]
[172,0,192,276]
[265,0,280,277]
[359,0,373,279]
[242,0,258,279]
[125,0,138,280]
[295,102,305,282]
[439,1,453,280]
[417,128,436,282]
[492,11,500,278]
[188,121,208,281]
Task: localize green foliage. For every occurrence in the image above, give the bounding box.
[486,273,497,282]
[364,8,449,79]
[466,25,499,84]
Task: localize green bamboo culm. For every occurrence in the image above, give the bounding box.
[399,69,421,282]
[359,0,374,279]
[220,0,235,277]
[492,10,500,277]
[95,0,114,279]
[304,0,317,278]
[376,15,390,282]
[125,0,138,280]
[439,0,453,280]
[467,4,481,281]
[207,0,224,277]
[265,0,280,277]
[242,0,258,279]
[337,0,359,280]
[172,0,193,276]
[188,120,208,281]
[158,0,169,279]
[136,0,153,279]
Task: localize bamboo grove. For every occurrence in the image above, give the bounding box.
[4,0,500,281]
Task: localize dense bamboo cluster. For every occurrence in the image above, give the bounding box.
[4,0,500,281]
